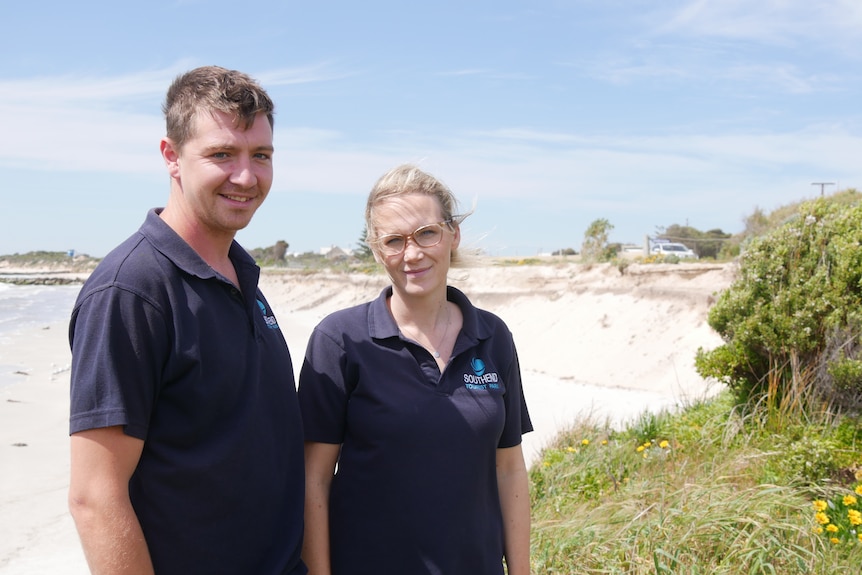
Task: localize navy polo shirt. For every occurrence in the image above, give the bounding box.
[298,286,532,575]
[69,209,306,575]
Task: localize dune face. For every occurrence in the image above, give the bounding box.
[262,261,735,395]
[260,261,737,463]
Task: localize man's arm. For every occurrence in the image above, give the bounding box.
[69,426,153,575]
[497,444,531,575]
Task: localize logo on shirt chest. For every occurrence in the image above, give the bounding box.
[257,299,279,330]
[462,357,500,390]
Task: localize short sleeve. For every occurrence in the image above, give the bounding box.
[498,339,533,448]
[297,324,351,444]
[69,285,167,438]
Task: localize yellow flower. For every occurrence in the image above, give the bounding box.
[566,447,576,453]
[543,461,550,468]
[815,512,830,525]
[830,537,840,545]
[581,439,590,446]
[659,440,670,449]
[843,495,858,507]
[636,445,646,453]
[848,509,862,526]
[813,500,828,512]
[601,439,608,445]
[643,441,652,448]
[814,526,823,534]
[826,524,839,533]
[856,485,862,496]
[858,533,862,543]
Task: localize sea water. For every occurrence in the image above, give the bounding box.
[0,282,82,387]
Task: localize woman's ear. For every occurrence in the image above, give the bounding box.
[451,222,462,251]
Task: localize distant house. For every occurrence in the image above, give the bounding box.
[321,245,352,261]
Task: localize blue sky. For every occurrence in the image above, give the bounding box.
[2,0,861,257]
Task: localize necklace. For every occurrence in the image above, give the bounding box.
[399,302,451,359]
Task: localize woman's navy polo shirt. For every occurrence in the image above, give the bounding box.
[69,209,306,575]
[298,285,532,575]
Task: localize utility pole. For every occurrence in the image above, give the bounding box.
[811,182,835,197]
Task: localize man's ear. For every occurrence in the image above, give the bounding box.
[160,138,181,178]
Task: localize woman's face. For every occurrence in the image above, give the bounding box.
[371,193,460,300]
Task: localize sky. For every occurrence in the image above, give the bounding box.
[2,0,861,258]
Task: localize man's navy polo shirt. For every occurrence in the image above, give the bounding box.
[69,209,306,575]
[299,285,532,575]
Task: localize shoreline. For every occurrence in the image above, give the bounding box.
[0,272,91,287]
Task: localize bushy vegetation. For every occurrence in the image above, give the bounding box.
[529,392,862,573]
[530,190,862,573]
[718,189,862,260]
[247,242,377,273]
[655,224,733,259]
[0,251,100,271]
[581,219,616,263]
[695,195,862,413]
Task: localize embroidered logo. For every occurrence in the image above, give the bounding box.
[257,299,279,330]
[471,357,486,376]
[463,356,500,390]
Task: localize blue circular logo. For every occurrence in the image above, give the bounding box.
[471,357,486,376]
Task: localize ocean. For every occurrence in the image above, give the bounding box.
[0,282,82,387]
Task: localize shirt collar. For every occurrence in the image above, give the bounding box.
[367,285,492,344]
[140,207,259,287]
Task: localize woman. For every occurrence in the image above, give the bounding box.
[298,164,532,575]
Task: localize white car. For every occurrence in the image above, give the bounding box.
[651,242,698,259]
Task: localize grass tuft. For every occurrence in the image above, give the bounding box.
[528,390,862,573]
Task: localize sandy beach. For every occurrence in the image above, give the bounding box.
[0,260,736,573]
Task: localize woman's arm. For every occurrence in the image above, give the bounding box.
[497,444,531,575]
[69,426,153,575]
[303,441,341,575]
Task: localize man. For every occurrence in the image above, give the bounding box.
[68,66,306,574]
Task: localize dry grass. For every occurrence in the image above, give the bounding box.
[528,392,862,574]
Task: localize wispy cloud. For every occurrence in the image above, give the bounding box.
[721,63,837,94]
[1,64,859,249]
[0,68,175,105]
[0,67,178,172]
[575,1,860,94]
[661,0,862,46]
[584,58,692,85]
[256,63,355,87]
[437,68,534,81]
[274,120,862,212]
[0,64,352,173]
[439,69,489,77]
[2,63,859,189]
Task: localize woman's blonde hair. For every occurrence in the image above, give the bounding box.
[365,164,472,266]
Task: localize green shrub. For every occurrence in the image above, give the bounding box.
[527,394,862,573]
[760,430,854,486]
[828,355,862,394]
[696,197,862,414]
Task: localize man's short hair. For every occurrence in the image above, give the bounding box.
[163,66,275,150]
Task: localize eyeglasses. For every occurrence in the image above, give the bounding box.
[374,220,454,257]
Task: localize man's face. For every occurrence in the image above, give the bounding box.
[165,109,274,238]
